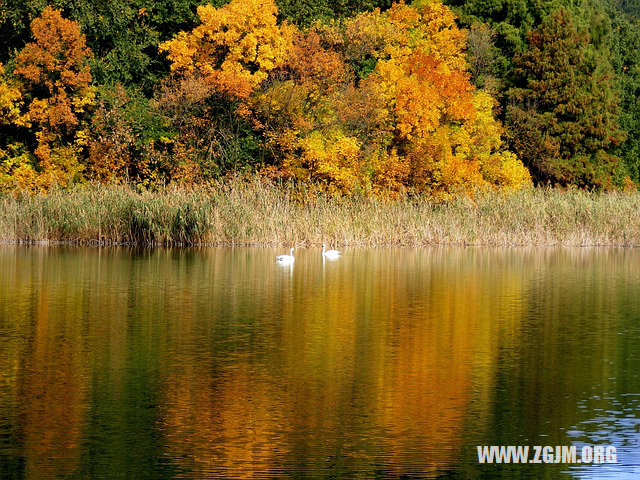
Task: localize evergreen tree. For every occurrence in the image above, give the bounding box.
[444,0,558,91]
[506,7,625,188]
[607,1,640,181]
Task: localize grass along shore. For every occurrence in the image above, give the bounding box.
[1,179,639,247]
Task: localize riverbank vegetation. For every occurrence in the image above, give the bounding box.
[2,179,639,246]
[2,0,640,195]
[2,0,640,246]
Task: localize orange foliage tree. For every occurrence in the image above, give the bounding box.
[3,7,95,191]
[157,0,297,182]
[0,0,529,196]
[245,0,530,196]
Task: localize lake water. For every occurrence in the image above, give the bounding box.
[0,246,639,479]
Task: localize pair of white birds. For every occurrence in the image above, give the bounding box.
[276,244,341,265]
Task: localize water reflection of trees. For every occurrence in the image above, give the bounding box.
[1,246,639,478]
[157,247,533,477]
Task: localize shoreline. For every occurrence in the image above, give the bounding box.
[1,240,639,249]
[2,180,640,248]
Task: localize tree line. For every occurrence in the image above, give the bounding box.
[0,0,638,195]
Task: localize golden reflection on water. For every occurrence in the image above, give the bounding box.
[0,246,639,479]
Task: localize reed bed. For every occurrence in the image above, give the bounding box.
[1,178,639,247]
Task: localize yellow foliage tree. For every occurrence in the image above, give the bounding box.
[288,129,363,195]
[246,0,529,197]
[160,0,529,197]
[350,0,530,196]
[461,91,531,191]
[0,65,35,190]
[159,0,295,99]
[2,7,95,192]
[0,64,27,127]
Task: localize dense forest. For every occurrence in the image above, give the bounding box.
[1,0,639,196]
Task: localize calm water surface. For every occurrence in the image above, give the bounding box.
[0,246,639,479]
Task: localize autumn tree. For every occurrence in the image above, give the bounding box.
[2,0,531,195]
[247,0,529,196]
[363,0,529,195]
[155,0,299,181]
[247,28,362,193]
[506,7,625,188]
[0,64,25,127]
[4,7,95,190]
[0,63,32,190]
[160,0,295,99]
[0,0,387,89]
[86,84,173,185]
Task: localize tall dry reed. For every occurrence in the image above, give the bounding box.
[1,178,639,247]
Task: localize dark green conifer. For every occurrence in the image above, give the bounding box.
[506,7,624,188]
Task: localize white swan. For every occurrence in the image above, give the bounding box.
[322,244,341,260]
[276,248,295,265]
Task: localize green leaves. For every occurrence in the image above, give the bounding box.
[506,7,624,188]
